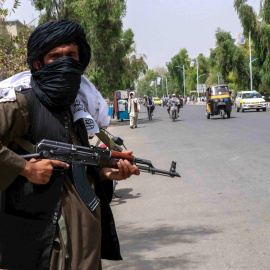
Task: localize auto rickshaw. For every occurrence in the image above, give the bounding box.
[206,84,232,119]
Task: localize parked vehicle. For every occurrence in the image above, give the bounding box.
[206,84,232,119]
[235,90,266,112]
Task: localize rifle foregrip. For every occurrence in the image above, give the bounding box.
[99,157,119,169]
[111,151,134,162]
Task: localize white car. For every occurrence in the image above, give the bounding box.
[235,91,267,112]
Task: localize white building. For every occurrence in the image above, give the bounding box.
[5,19,24,36]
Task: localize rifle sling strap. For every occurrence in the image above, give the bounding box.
[96,129,117,150]
[14,137,35,153]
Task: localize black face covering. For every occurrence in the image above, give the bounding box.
[31,57,83,112]
[27,20,91,72]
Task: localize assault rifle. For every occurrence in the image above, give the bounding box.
[21,139,180,211]
[21,139,181,178]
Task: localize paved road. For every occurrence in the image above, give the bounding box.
[102,104,270,270]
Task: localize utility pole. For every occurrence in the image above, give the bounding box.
[165,77,168,96]
[162,76,168,96]
[196,58,199,97]
[249,31,253,90]
[182,66,186,97]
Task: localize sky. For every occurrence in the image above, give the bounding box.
[3,0,261,69]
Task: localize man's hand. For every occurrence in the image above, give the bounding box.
[99,150,140,181]
[20,159,69,185]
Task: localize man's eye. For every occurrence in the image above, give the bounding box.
[69,53,77,57]
[53,53,62,58]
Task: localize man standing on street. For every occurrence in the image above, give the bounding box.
[0,20,140,270]
[128,92,140,129]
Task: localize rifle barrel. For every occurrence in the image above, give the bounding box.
[136,165,181,178]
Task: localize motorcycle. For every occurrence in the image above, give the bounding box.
[169,101,179,121]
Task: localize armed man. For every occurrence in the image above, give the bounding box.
[0,20,140,270]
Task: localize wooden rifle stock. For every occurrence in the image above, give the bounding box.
[111,151,134,162]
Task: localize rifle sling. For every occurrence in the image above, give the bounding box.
[96,129,117,150]
[14,137,35,153]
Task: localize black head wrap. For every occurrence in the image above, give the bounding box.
[27,20,91,71]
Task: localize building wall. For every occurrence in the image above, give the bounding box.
[5,20,24,36]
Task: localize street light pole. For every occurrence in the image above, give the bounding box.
[162,76,168,96]
[249,31,253,90]
[175,65,186,97]
[196,58,199,97]
[183,66,186,97]
[165,77,168,96]
[217,73,220,84]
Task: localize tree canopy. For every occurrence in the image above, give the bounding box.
[234,0,270,96]
[0,1,32,80]
[31,0,148,98]
[209,28,249,90]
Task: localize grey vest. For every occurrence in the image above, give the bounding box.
[0,89,88,269]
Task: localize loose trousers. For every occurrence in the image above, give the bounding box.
[130,113,138,128]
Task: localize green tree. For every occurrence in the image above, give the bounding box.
[234,0,270,96]
[0,1,32,79]
[209,28,249,90]
[166,48,188,95]
[166,48,211,97]
[136,69,162,97]
[0,0,20,20]
[32,0,148,99]
[32,0,79,22]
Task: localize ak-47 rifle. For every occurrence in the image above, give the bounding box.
[21,139,181,178]
[21,139,180,211]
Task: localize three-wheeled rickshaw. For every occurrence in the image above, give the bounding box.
[206,84,232,119]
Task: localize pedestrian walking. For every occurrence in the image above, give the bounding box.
[128,92,140,129]
[143,95,154,120]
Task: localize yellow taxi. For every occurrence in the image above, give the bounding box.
[235,91,267,112]
[153,97,162,106]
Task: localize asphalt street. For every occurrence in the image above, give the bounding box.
[102,104,270,270]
